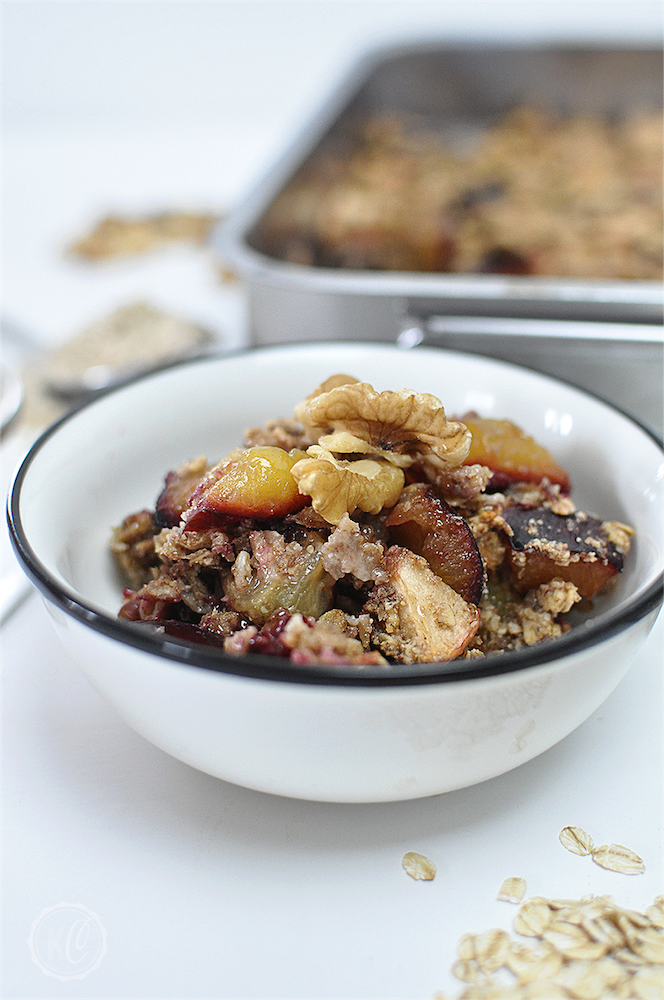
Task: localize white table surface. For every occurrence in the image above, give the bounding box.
[2,4,662,998]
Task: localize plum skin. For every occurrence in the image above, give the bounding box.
[386,484,485,605]
[183,447,309,531]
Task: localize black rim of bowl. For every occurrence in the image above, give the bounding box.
[7,344,664,687]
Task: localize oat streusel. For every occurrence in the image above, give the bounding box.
[253,107,663,281]
[111,375,632,667]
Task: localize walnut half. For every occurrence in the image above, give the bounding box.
[291,446,404,525]
[294,379,472,470]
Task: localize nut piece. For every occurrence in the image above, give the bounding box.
[592,843,646,875]
[294,379,471,469]
[291,446,404,525]
[402,851,436,880]
[559,825,595,856]
[497,877,527,904]
[301,372,361,401]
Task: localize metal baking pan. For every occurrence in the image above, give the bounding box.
[217,42,663,345]
[217,43,663,434]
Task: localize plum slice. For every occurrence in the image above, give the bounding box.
[385,484,484,604]
[182,447,309,531]
[155,457,209,527]
[502,506,623,599]
[137,619,229,648]
[462,417,571,492]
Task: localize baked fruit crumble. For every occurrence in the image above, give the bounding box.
[111,375,633,667]
[253,107,663,281]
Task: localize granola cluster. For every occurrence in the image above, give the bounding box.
[111,375,632,667]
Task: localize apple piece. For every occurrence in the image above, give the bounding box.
[385,484,484,604]
[462,417,571,492]
[182,447,309,531]
[365,546,481,663]
[503,506,623,598]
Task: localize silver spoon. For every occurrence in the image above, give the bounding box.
[0,361,25,435]
[1,307,220,623]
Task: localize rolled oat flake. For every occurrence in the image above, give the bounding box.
[497,877,527,903]
[559,825,595,856]
[448,891,664,998]
[402,851,436,881]
[592,843,646,875]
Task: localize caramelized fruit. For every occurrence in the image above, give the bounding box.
[183,447,308,531]
[503,506,622,598]
[463,418,571,492]
[366,546,481,662]
[155,459,208,527]
[222,533,334,627]
[385,484,484,604]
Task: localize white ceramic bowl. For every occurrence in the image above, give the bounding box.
[8,343,663,802]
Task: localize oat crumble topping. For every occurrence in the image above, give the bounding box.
[111,375,633,667]
[252,107,663,281]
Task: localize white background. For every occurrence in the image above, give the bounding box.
[2,4,663,999]
[5,2,662,131]
[3,0,664,344]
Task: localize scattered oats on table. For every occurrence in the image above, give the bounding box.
[592,843,646,876]
[68,210,220,260]
[497,878,527,904]
[559,826,595,857]
[402,851,437,881]
[559,826,645,875]
[17,302,213,432]
[447,892,664,999]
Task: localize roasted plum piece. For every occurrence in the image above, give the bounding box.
[462,417,571,492]
[478,247,533,275]
[135,619,230,648]
[385,484,484,604]
[155,456,209,528]
[182,447,309,531]
[502,506,624,599]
